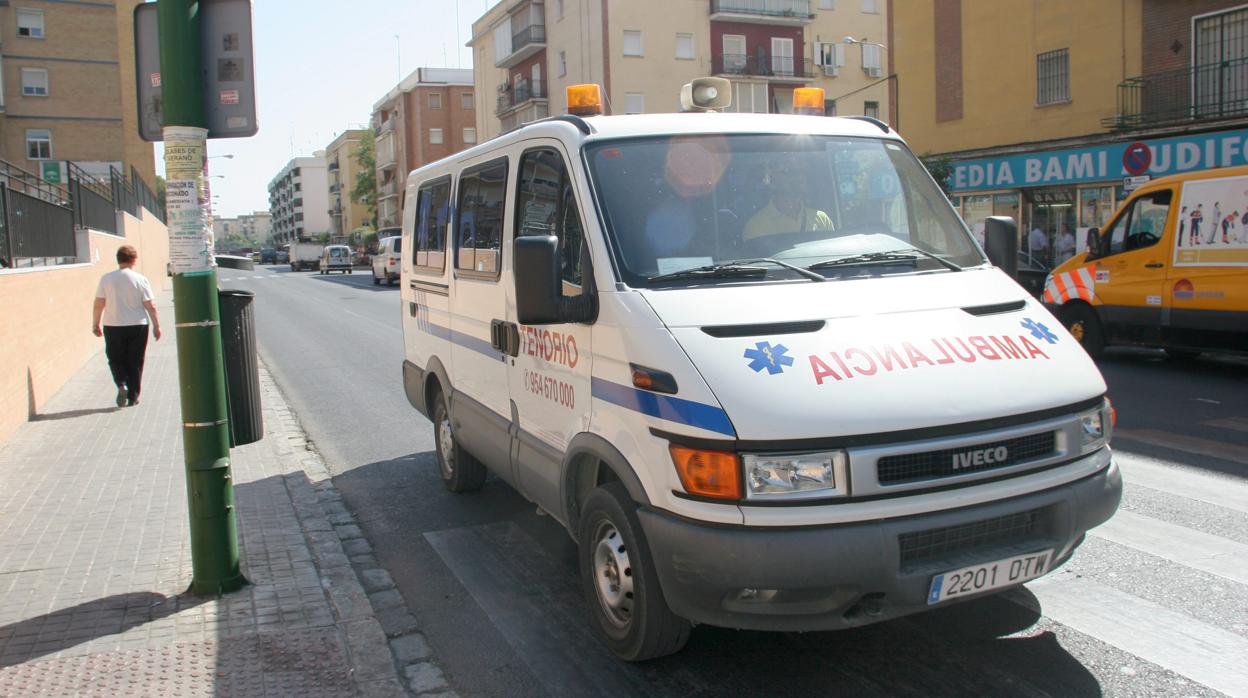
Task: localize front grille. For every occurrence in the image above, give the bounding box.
[899,509,1042,570]
[877,431,1056,485]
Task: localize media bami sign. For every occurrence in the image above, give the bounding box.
[948,129,1248,193]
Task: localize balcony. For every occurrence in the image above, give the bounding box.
[713,53,813,81]
[497,78,548,115]
[376,131,397,171]
[496,23,546,68]
[1103,57,1248,130]
[378,179,398,199]
[710,0,813,25]
[328,157,339,171]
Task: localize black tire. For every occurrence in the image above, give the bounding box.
[387,272,396,286]
[291,264,296,272]
[578,482,691,661]
[1060,304,1105,358]
[431,391,487,493]
[372,273,380,286]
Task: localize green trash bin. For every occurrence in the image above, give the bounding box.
[218,289,263,446]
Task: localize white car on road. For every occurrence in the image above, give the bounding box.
[372,234,402,286]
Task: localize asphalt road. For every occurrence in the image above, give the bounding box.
[229,263,1248,697]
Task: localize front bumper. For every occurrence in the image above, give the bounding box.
[637,459,1121,632]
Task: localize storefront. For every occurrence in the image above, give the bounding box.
[943,126,1248,269]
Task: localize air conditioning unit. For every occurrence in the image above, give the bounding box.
[866,66,883,78]
[822,65,839,77]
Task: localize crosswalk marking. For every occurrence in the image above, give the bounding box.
[1018,574,1248,698]
[1115,428,1248,465]
[1089,509,1248,585]
[1114,451,1248,514]
[1204,417,1248,433]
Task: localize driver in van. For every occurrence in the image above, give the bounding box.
[744,164,833,241]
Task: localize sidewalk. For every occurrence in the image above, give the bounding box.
[0,302,449,697]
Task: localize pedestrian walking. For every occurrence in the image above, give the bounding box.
[92,245,161,407]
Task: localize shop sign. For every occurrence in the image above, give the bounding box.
[948,128,1248,193]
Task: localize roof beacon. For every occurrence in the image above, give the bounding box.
[567,84,604,116]
[680,77,732,112]
[793,87,825,116]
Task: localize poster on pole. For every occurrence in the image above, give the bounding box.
[164,127,212,275]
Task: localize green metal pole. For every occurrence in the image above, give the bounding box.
[158,0,245,595]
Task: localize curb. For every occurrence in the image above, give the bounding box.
[260,361,457,697]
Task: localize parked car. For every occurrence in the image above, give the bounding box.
[260,247,277,264]
[275,249,289,264]
[372,235,402,285]
[319,244,353,274]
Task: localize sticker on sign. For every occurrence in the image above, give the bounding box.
[220,90,240,105]
[1123,175,1151,192]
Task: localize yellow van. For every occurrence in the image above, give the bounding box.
[1044,165,1248,357]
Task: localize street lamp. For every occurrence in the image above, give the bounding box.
[208,154,235,160]
[835,37,897,130]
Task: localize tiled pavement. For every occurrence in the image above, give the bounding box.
[0,302,450,696]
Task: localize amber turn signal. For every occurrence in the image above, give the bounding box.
[669,446,741,500]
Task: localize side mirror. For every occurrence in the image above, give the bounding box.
[983,216,1018,279]
[515,235,561,324]
[1085,227,1101,257]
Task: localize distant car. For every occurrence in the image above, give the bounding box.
[275,249,289,264]
[372,235,402,285]
[319,245,353,274]
[260,247,277,264]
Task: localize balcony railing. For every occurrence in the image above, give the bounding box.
[378,180,398,198]
[328,158,339,171]
[497,79,548,114]
[512,24,545,52]
[1104,57,1248,130]
[710,0,813,20]
[713,53,813,80]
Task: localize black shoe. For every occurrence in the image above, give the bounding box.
[127,398,139,407]
[116,385,128,407]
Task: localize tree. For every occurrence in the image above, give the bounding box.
[350,130,378,227]
[920,153,955,197]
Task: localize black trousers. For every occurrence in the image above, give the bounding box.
[103,325,150,401]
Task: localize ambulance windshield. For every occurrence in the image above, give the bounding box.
[585,135,983,286]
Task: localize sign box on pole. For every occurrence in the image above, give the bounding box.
[134,0,258,141]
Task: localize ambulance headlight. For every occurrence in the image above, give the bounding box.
[743,451,848,500]
[1077,402,1111,452]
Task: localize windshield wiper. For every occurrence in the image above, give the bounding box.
[807,248,962,272]
[648,257,826,283]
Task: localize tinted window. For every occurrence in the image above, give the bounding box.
[515,148,584,291]
[1102,190,1171,257]
[412,178,451,272]
[455,159,508,276]
[391,237,402,254]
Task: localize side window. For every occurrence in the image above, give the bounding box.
[1101,190,1171,257]
[455,159,508,276]
[515,148,584,294]
[412,177,451,272]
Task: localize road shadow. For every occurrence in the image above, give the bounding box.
[0,591,203,667]
[308,272,401,293]
[31,407,123,421]
[331,451,1103,697]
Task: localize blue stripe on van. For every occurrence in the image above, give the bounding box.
[590,377,736,437]
[418,320,504,362]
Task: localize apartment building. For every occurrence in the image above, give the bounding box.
[0,0,155,186]
[468,0,889,140]
[324,129,371,236]
[893,0,1248,266]
[371,67,476,227]
[267,155,330,244]
[237,211,272,245]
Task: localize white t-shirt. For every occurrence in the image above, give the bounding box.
[95,267,154,327]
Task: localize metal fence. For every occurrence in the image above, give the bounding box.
[0,158,165,269]
[713,52,814,80]
[1104,56,1248,129]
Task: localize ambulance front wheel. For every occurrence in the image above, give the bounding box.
[579,482,691,661]
[1061,304,1105,358]
[432,390,487,493]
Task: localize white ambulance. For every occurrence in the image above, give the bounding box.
[399,82,1120,661]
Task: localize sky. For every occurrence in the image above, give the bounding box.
[156,0,497,219]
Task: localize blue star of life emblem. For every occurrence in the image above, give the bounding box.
[744,341,794,375]
[1020,318,1059,344]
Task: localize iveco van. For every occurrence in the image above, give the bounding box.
[1045,165,1248,357]
[399,82,1121,661]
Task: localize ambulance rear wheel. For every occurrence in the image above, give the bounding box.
[579,482,691,661]
[1062,304,1105,358]
[432,391,487,493]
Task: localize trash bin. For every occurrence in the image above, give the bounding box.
[218,289,263,447]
